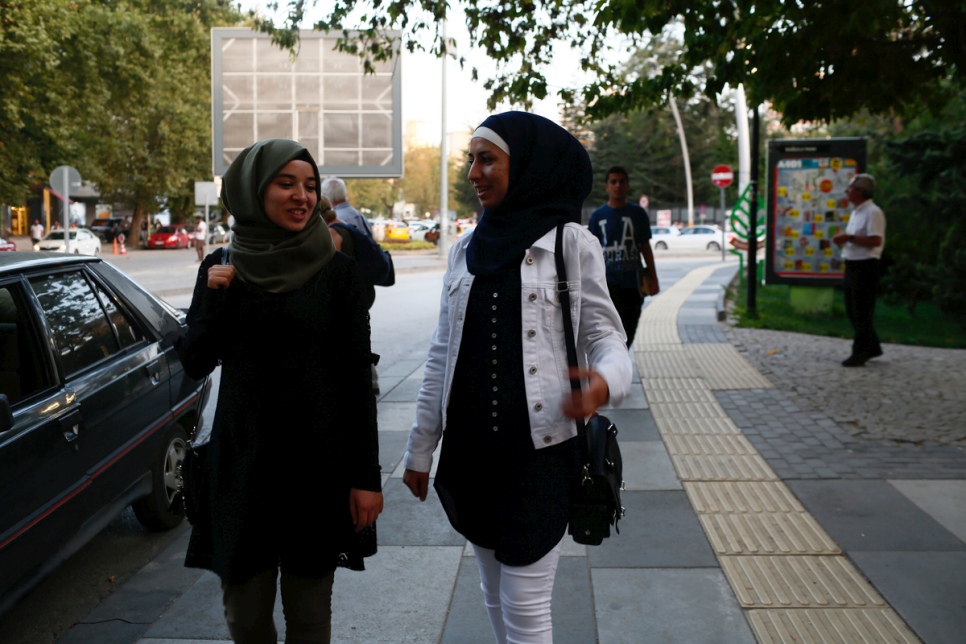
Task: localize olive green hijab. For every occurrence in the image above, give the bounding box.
[223,139,336,293]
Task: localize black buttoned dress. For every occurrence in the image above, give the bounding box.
[433,264,579,566]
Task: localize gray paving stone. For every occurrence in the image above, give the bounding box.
[849,551,966,644]
[620,442,682,491]
[593,568,755,644]
[889,480,966,542]
[787,480,966,552]
[377,430,409,475]
[330,546,464,643]
[375,482,465,546]
[441,556,496,644]
[604,383,648,410]
[380,376,424,402]
[442,554,596,644]
[716,389,966,479]
[376,401,417,433]
[141,572,228,641]
[599,408,660,441]
[588,491,717,568]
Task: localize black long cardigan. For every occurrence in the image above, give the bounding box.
[179,248,381,584]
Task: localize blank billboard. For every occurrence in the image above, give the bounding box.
[211,28,402,178]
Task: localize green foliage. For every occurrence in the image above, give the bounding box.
[264,0,965,125]
[573,34,739,211]
[0,0,245,217]
[874,97,966,317]
[379,240,436,251]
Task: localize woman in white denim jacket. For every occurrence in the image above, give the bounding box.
[403,112,632,643]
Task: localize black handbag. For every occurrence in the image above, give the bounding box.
[555,225,626,546]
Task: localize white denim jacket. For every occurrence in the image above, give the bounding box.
[403,223,633,473]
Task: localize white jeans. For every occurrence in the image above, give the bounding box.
[472,537,564,644]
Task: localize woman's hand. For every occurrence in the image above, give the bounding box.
[207,264,236,290]
[349,488,384,532]
[561,367,610,419]
[403,469,429,502]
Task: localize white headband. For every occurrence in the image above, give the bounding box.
[471,126,510,156]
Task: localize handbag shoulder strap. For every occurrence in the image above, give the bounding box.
[554,224,590,462]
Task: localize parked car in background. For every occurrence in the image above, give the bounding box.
[0,252,208,616]
[89,218,128,243]
[147,226,190,250]
[408,220,439,243]
[649,226,681,250]
[384,221,410,242]
[34,229,101,256]
[0,238,15,252]
[652,225,733,252]
[207,224,230,245]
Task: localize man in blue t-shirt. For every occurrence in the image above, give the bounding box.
[588,166,660,348]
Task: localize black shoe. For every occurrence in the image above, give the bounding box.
[868,347,883,359]
[842,355,867,367]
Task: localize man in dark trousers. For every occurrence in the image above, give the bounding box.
[833,173,886,367]
[588,166,660,348]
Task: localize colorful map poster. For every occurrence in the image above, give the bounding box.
[765,138,867,286]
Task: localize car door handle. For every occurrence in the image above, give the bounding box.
[144,360,162,385]
[58,409,84,445]
[63,423,80,443]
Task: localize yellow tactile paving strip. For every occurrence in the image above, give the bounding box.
[632,264,918,642]
[721,556,884,608]
[748,609,920,643]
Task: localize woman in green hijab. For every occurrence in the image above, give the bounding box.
[180,139,383,643]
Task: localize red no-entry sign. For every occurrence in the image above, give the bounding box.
[711,164,734,188]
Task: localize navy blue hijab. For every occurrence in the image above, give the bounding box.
[465,112,593,275]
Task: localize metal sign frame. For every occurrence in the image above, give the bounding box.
[765,138,867,286]
[211,28,403,178]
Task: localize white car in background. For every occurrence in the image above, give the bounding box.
[34,228,101,256]
[649,226,681,250]
[653,225,733,252]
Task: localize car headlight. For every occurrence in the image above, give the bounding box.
[33,244,40,251]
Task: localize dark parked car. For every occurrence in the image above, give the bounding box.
[89,217,129,243]
[0,252,207,616]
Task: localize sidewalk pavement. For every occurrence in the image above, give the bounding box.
[58,262,965,643]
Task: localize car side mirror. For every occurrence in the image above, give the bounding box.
[0,393,12,433]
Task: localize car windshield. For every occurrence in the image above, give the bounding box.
[44,231,77,240]
[156,227,178,234]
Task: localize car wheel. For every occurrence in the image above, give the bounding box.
[132,423,188,531]
[707,241,721,251]
[655,241,668,250]
[93,246,100,256]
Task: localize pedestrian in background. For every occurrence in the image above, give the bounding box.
[179,138,383,643]
[321,175,381,393]
[833,173,886,367]
[194,215,207,261]
[321,176,374,236]
[588,166,660,348]
[30,220,44,248]
[403,112,632,644]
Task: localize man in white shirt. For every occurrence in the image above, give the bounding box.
[194,216,207,261]
[832,174,886,367]
[30,220,45,247]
